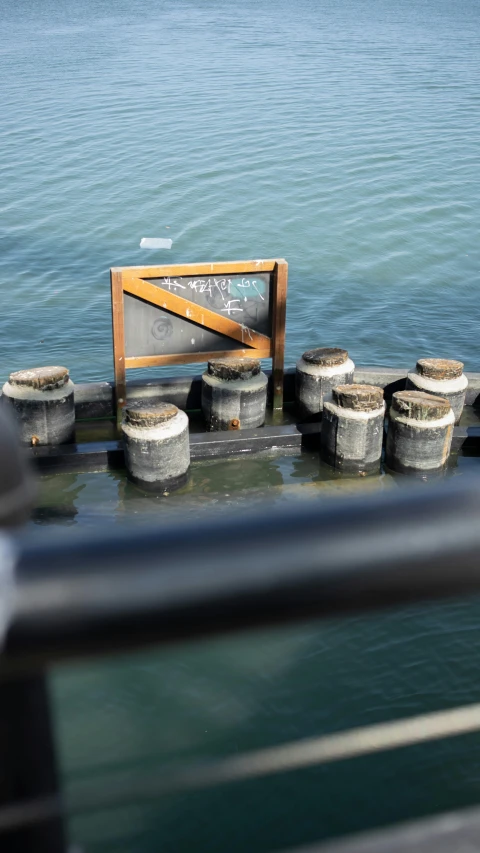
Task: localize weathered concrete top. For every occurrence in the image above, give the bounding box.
[207,358,261,381]
[302,347,348,367]
[124,401,178,427]
[416,358,464,380]
[9,366,70,392]
[392,390,451,421]
[333,384,384,412]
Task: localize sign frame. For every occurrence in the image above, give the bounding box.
[110,258,288,416]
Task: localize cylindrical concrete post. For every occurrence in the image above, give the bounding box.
[385,390,454,474]
[122,401,190,492]
[202,358,268,431]
[1,366,75,446]
[321,384,385,475]
[406,358,468,424]
[295,347,355,421]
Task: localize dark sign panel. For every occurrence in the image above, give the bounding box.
[111,260,287,415]
[124,272,271,358]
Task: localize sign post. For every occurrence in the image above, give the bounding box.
[111,259,288,420]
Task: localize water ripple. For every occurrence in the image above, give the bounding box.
[0,0,479,381]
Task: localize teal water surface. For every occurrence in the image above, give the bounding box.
[3,0,480,850]
[1,0,480,382]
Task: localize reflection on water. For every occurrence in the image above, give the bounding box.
[31,450,401,530]
[31,441,480,530]
[30,472,85,525]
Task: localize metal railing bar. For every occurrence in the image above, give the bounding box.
[279,803,480,853]
[5,476,480,671]
[2,700,480,833]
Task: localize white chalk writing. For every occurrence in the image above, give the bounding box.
[163,277,186,290]
[158,275,267,317]
[163,276,265,313]
[221,299,243,315]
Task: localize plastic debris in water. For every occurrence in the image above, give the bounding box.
[140,237,173,249]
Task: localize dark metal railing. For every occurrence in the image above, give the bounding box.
[3,475,480,850]
[7,475,480,667]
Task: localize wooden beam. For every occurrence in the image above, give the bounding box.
[271,260,288,410]
[112,259,280,278]
[122,275,272,352]
[125,348,272,369]
[110,269,127,423]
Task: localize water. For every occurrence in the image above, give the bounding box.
[54,602,480,853]
[28,439,480,531]
[1,0,480,383]
[28,452,395,529]
[27,447,480,852]
[2,0,480,849]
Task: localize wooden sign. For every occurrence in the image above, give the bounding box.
[111,259,288,416]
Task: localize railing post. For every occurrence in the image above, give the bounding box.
[0,672,67,851]
[0,404,67,850]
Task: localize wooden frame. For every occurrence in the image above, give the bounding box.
[111,259,288,417]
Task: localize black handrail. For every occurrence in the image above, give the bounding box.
[5,474,480,671]
[2,474,480,850]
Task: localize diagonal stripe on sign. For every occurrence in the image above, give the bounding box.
[122,275,272,351]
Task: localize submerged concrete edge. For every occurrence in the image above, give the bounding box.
[69,367,480,420]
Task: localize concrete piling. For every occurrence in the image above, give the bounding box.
[202,357,268,431]
[406,358,467,425]
[1,366,75,446]
[385,390,454,474]
[295,347,355,421]
[321,384,385,475]
[122,401,190,492]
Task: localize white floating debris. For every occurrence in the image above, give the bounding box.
[140,237,173,249]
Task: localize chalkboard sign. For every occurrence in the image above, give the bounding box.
[111,259,288,416]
